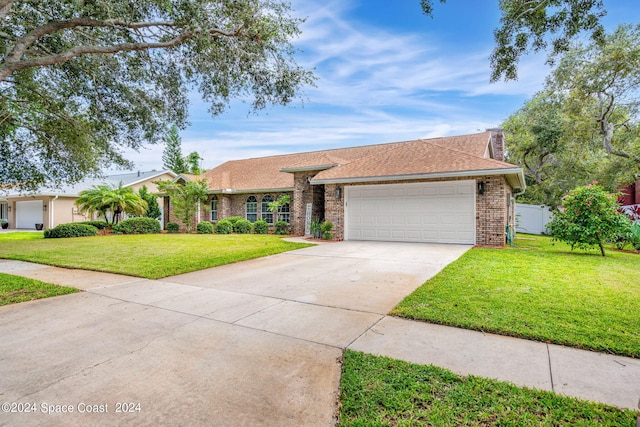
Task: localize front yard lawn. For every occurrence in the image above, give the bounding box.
[0,273,78,305]
[339,350,638,426]
[391,234,640,358]
[0,233,312,279]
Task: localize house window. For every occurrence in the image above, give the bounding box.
[210,196,218,221]
[261,195,274,224]
[0,202,7,220]
[278,199,290,223]
[246,196,258,222]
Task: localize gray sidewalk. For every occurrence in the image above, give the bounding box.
[350,316,640,410]
[1,256,639,422]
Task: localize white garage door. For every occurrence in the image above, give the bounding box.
[345,181,476,244]
[16,200,43,229]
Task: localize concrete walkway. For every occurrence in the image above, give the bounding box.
[0,242,639,426]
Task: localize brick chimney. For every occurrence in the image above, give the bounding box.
[487,128,505,162]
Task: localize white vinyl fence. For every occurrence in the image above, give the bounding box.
[515,203,553,235]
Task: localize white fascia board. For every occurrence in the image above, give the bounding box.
[211,187,295,195]
[279,164,338,173]
[311,168,526,187]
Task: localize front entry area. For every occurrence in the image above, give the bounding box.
[345,181,476,244]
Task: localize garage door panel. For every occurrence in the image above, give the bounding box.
[16,200,43,229]
[346,181,475,244]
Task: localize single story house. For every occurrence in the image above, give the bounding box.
[0,170,175,230]
[169,129,525,247]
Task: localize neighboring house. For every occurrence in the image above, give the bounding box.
[0,170,175,230]
[168,129,525,247]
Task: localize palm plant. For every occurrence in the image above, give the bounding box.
[76,183,147,225]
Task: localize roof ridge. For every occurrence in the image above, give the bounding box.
[207,132,492,166]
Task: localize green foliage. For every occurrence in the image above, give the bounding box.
[274,220,289,235]
[548,183,629,256]
[420,0,607,82]
[77,220,109,230]
[253,219,269,234]
[138,185,162,220]
[166,222,179,233]
[615,221,640,251]
[155,179,209,233]
[112,217,160,235]
[162,126,187,174]
[185,151,203,175]
[196,221,214,234]
[340,350,637,426]
[215,219,233,235]
[225,216,245,225]
[233,219,253,234]
[75,182,147,225]
[267,194,291,222]
[44,223,98,238]
[320,221,334,240]
[0,1,314,192]
[310,217,322,238]
[549,24,640,177]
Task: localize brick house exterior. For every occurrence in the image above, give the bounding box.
[165,130,524,247]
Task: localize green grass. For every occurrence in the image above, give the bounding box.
[339,350,638,426]
[0,273,78,305]
[0,233,313,279]
[391,234,640,358]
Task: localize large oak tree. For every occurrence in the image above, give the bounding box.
[0,0,314,191]
[421,0,607,81]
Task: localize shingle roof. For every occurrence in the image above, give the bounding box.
[200,132,524,192]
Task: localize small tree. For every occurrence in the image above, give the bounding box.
[76,183,147,226]
[138,185,161,220]
[548,182,629,256]
[162,126,187,174]
[155,179,209,233]
[267,195,290,223]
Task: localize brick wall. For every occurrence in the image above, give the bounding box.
[489,128,505,161]
[323,176,513,247]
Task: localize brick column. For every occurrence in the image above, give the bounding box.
[475,176,509,247]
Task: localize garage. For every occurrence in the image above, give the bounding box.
[345,181,476,244]
[16,200,43,229]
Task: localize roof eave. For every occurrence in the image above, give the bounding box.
[210,187,295,195]
[310,168,526,188]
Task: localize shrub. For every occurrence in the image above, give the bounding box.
[44,223,98,238]
[234,219,253,234]
[196,221,214,234]
[616,221,640,250]
[112,217,161,235]
[215,219,233,234]
[166,222,180,233]
[253,219,269,234]
[78,220,109,230]
[320,220,334,240]
[310,217,322,238]
[274,220,289,235]
[225,216,245,225]
[547,182,629,256]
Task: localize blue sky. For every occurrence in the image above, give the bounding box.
[122,0,638,172]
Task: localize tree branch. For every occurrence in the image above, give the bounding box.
[0,22,244,82]
[0,0,14,20]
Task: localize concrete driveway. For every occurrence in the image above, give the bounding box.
[0,241,469,426]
